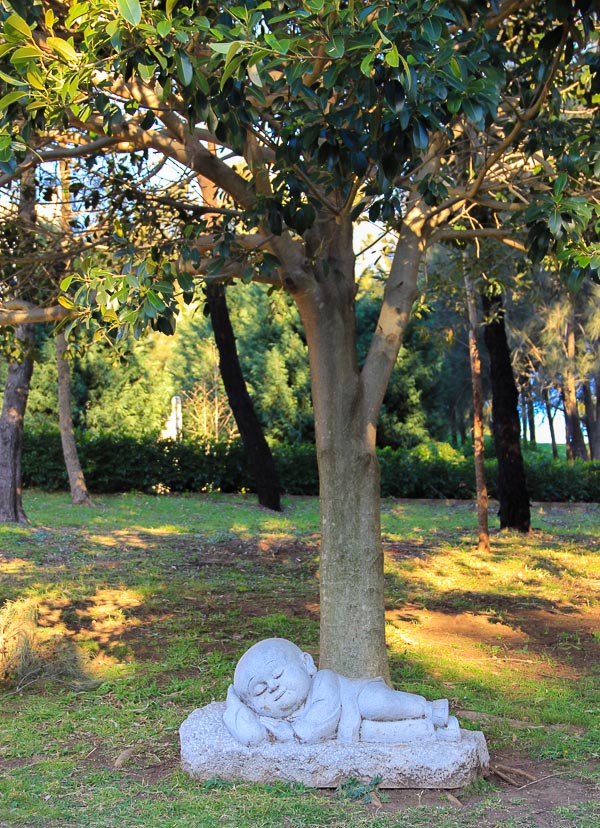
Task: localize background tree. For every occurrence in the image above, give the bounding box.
[482,285,531,532]
[0,171,36,522]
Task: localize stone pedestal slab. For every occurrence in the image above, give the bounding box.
[180,702,490,789]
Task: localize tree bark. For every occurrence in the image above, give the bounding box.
[206,282,282,512]
[563,317,588,461]
[464,273,489,552]
[0,324,34,523]
[55,330,93,505]
[276,199,423,678]
[293,217,388,679]
[482,293,531,532]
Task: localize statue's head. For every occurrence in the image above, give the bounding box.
[233,638,317,718]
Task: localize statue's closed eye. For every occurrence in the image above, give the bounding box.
[252,682,267,696]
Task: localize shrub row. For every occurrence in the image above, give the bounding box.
[22,431,600,502]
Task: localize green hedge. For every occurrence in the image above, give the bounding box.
[22,431,600,502]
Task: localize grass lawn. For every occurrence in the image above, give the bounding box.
[1,491,599,827]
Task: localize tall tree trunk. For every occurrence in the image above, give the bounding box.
[482,293,530,532]
[450,405,458,446]
[0,324,34,523]
[55,331,93,505]
[294,220,388,679]
[582,380,597,460]
[206,283,282,512]
[280,200,422,679]
[592,374,600,461]
[464,273,489,552]
[543,387,559,459]
[526,392,536,449]
[459,416,467,446]
[520,383,528,445]
[198,157,281,511]
[564,318,588,460]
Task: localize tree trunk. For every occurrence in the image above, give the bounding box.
[582,380,597,460]
[0,324,34,523]
[526,393,536,449]
[482,293,530,532]
[592,374,600,461]
[56,331,93,505]
[293,218,388,680]
[273,194,423,678]
[520,384,528,445]
[464,273,489,552]
[450,405,458,446]
[543,387,559,459]
[206,283,282,512]
[564,318,588,460]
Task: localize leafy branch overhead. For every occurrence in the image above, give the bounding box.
[0,0,598,334]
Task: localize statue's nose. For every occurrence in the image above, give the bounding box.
[267,678,279,692]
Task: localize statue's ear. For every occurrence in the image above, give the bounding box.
[302,651,317,677]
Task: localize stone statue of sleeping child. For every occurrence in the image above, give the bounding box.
[223,638,460,747]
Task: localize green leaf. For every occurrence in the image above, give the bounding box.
[156,19,171,37]
[60,275,74,291]
[384,43,399,68]
[0,69,27,87]
[247,62,262,87]
[324,35,345,59]
[0,89,28,110]
[446,92,461,113]
[210,42,236,54]
[423,17,443,43]
[412,121,428,151]
[4,14,33,41]
[175,50,193,86]
[462,99,483,125]
[548,207,562,236]
[449,56,462,80]
[46,36,78,64]
[117,0,142,26]
[360,50,375,76]
[554,172,568,197]
[11,45,43,61]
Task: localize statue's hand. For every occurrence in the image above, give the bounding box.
[223,685,267,747]
[259,717,295,742]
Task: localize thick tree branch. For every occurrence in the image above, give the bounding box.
[0,136,124,187]
[429,227,527,252]
[0,302,73,326]
[484,0,537,30]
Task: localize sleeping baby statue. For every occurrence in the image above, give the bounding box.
[223,637,460,747]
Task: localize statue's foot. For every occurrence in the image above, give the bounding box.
[435,715,461,742]
[431,698,449,728]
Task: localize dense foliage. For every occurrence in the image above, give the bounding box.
[22,429,600,502]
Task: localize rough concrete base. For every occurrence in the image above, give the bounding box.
[180,702,490,789]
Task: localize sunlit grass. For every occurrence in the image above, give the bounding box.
[1,491,599,826]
